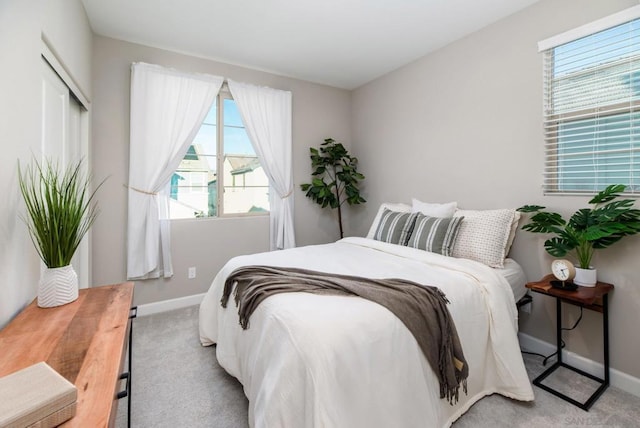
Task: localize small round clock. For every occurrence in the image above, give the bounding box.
[551,259,576,282]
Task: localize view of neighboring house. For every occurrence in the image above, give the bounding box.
[224,155,270,214]
[170,145,269,218]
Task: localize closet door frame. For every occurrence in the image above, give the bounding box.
[40,50,91,289]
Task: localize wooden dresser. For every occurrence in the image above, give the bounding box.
[0,282,134,427]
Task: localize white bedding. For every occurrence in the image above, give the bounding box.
[499,258,528,302]
[199,237,534,428]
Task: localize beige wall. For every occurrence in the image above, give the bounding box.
[42,0,93,99]
[0,0,92,327]
[351,0,640,379]
[90,36,352,306]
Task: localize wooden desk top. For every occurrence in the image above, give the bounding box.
[0,282,134,427]
[526,274,613,312]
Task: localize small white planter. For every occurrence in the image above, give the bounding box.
[574,266,597,287]
[38,265,79,308]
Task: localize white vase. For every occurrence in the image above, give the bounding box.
[38,265,79,308]
[574,266,597,287]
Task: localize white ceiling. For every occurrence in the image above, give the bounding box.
[81,0,539,89]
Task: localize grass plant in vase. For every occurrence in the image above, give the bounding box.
[18,157,103,307]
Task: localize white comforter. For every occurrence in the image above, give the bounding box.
[199,237,534,428]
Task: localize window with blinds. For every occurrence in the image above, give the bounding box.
[541,16,640,195]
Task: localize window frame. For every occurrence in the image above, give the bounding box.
[538,6,640,197]
[170,89,270,220]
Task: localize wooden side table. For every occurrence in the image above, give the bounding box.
[0,283,134,427]
[526,274,613,410]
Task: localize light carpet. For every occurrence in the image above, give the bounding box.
[116,305,640,427]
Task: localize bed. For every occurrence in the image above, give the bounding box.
[199,233,534,427]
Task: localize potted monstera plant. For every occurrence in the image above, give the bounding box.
[518,184,640,286]
[18,157,103,307]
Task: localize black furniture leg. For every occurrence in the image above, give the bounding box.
[532,297,610,411]
[128,306,137,428]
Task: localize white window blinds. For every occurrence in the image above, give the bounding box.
[539,8,640,195]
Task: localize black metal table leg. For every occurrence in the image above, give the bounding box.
[532,296,610,411]
[128,306,137,428]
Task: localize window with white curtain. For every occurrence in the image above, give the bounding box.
[169,90,270,219]
[540,10,640,195]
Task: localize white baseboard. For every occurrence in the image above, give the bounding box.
[136,293,206,317]
[518,332,640,399]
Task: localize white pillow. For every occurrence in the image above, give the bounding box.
[411,198,457,218]
[452,209,517,268]
[505,211,521,256]
[366,203,411,239]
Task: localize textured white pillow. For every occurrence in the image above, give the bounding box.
[366,203,411,239]
[505,211,521,256]
[452,209,517,268]
[411,198,457,218]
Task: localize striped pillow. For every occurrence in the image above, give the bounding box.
[407,214,463,256]
[372,209,418,245]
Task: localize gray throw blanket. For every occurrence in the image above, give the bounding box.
[220,265,468,404]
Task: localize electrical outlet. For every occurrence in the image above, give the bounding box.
[188,267,196,279]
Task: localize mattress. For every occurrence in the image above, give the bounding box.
[497,258,528,302]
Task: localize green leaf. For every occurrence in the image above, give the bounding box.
[544,237,574,257]
[582,224,626,241]
[591,200,635,222]
[517,205,545,213]
[520,211,566,233]
[592,235,624,249]
[588,184,626,204]
[568,208,594,231]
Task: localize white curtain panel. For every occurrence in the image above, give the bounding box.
[228,80,295,250]
[127,63,223,280]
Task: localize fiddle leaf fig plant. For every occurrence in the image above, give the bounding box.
[517,184,640,269]
[300,138,366,239]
